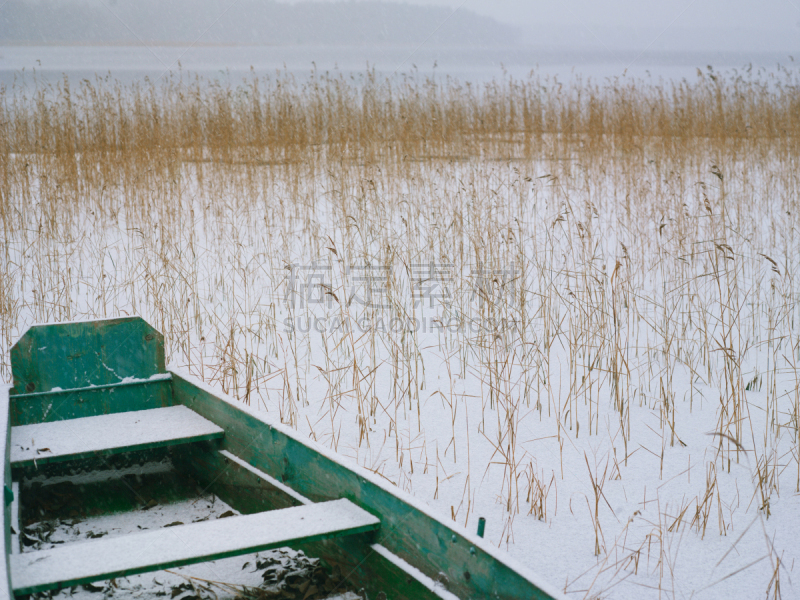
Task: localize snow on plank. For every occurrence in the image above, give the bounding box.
[10,405,224,467]
[11,499,381,595]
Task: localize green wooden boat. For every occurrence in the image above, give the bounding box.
[0,317,562,599]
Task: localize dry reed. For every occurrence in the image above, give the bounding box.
[2,64,799,598]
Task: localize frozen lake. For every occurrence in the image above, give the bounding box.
[3,37,799,600]
[0,44,794,88]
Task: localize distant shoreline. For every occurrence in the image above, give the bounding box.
[0,41,259,48]
[0,41,518,48]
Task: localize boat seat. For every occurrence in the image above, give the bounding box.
[10,406,224,467]
[11,498,380,595]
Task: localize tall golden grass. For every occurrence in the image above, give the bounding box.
[1,65,799,597]
[1,66,798,179]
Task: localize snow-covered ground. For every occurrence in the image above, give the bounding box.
[3,136,799,599]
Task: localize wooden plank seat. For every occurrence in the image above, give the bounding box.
[208,453,458,599]
[10,406,224,467]
[11,499,380,595]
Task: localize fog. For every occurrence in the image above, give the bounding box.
[1,0,797,52]
[0,0,796,87]
[398,0,799,52]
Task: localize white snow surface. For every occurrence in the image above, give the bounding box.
[3,148,800,599]
[10,405,223,465]
[171,366,569,600]
[17,490,361,600]
[13,499,378,594]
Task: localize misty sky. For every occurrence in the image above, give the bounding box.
[1,0,797,52]
[1,0,797,85]
[285,0,800,50]
[292,0,798,30]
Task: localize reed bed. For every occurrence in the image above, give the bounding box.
[2,64,799,599]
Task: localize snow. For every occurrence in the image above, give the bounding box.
[3,126,800,598]
[17,476,362,600]
[122,373,172,383]
[172,366,567,599]
[12,498,379,594]
[10,405,223,466]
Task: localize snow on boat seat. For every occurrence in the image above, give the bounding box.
[10,405,224,467]
[11,499,381,595]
